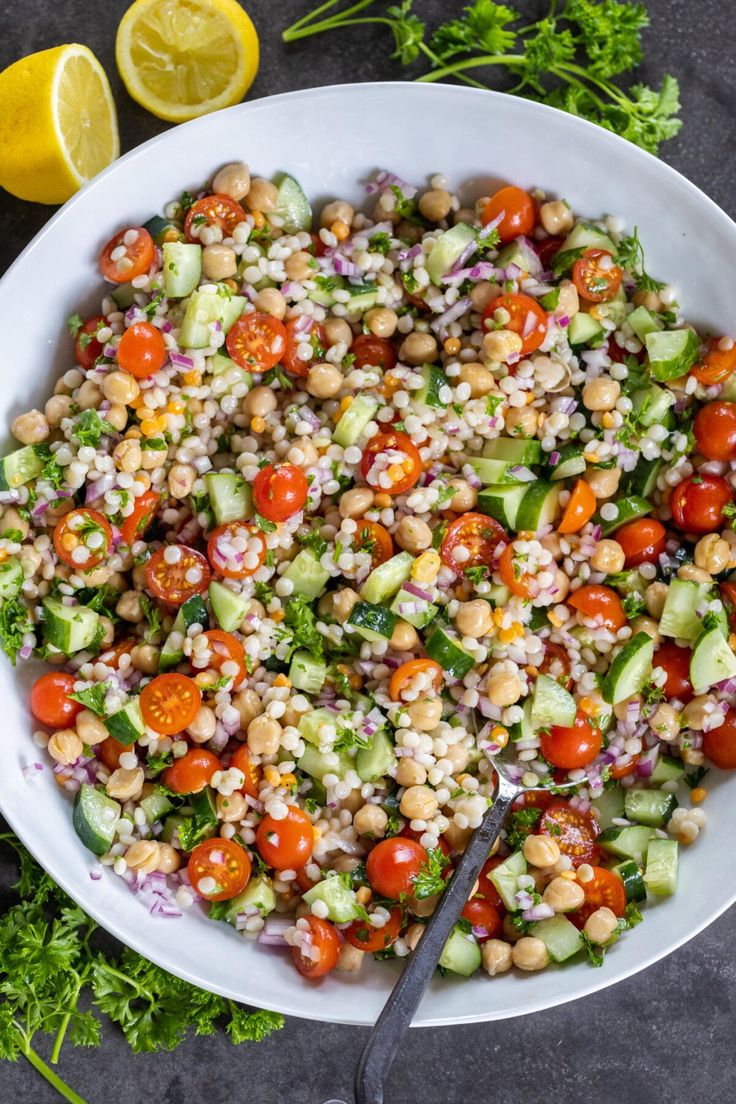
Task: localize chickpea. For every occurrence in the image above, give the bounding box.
[284,251,315,281]
[694,533,730,575]
[677,563,712,584]
[505,406,537,437]
[470,281,500,313]
[539,199,574,235]
[252,286,286,320]
[682,694,713,731]
[243,386,278,419]
[18,546,41,578]
[543,876,585,913]
[102,370,140,406]
[446,479,477,513]
[418,188,452,223]
[590,538,625,575]
[323,317,353,347]
[116,590,144,623]
[246,177,278,213]
[217,791,247,823]
[405,698,443,732]
[631,615,661,643]
[335,943,364,973]
[582,377,621,412]
[187,704,217,743]
[632,288,663,312]
[306,362,342,399]
[125,840,160,875]
[47,727,83,765]
[390,619,419,652]
[405,923,426,952]
[239,598,266,635]
[167,462,196,499]
[106,404,128,432]
[585,465,621,500]
[74,709,108,746]
[320,199,354,229]
[233,688,263,729]
[643,580,667,619]
[339,487,374,519]
[584,906,618,945]
[455,599,493,639]
[532,356,569,392]
[113,439,142,474]
[247,714,283,755]
[44,394,74,427]
[512,937,550,971]
[482,330,523,364]
[212,161,250,201]
[556,280,579,319]
[364,307,398,338]
[11,409,49,445]
[1,506,29,540]
[444,743,469,772]
[127,643,158,676]
[482,939,513,976]
[353,803,389,838]
[486,668,523,707]
[395,515,432,554]
[523,834,561,868]
[395,758,428,788]
[202,243,237,280]
[459,362,495,398]
[157,843,182,874]
[106,766,145,801]
[649,702,680,741]
[76,380,103,411]
[400,784,439,820]
[454,207,475,225]
[400,331,438,366]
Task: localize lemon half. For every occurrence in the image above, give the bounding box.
[0,44,119,205]
[116,0,260,123]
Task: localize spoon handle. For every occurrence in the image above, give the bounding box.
[354,775,519,1104]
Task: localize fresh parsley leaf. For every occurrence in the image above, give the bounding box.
[69,681,110,716]
[684,765,709,790]
[146,750,173,777]
[298,526,329,559]
[539,286,561,311]
[139,593,163,643]
[551,246,585,275]
[67,313,85,337]
[504,805,542,850]
[431,0,517,60]
[616,227,665,292]
[72,410,117,448]
[0,598,33,664]
[283,595,324,659]
[565,0,648,78]
[368,231,393,255]
[580,930,606,966]
[254,512,277,533]
[413,847,450,900]
[385,0,426,63]
[0,528,22,542]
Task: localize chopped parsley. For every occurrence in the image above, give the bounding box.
[412,847,450,900]
[72,410,117,448]
[504,806,543,850]
[283,595,323,659]
[69,682,110,716]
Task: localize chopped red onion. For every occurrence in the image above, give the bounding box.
[21,761,44,781]
[479,211,504,237]
[85,472,116,503]
[522,902,555,922]
[636,747,659,777]
[507,465,536,482]
[430,296,472,333]
[89,865,103,881]
[558,315,570,327]
[258,915,293,946]
[19,643,33,661]
[549,451,561,466]
[402,580,433,602]
[170,351,195,370]
[505,262,522,281]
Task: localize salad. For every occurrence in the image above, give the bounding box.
[7,161,736,982]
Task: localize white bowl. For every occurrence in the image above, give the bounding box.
[1,82,735,1027]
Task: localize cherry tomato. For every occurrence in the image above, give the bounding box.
[477,857,505,910]
[188,838,251,901]
[74,316,105,369]
[480,186,535,243]
[568,584,626,632]
[653,641,694,704]
[257,806,314,870]
[401,826,452,859]
[99,227,154,283]
[98,638,136,670]
[253,463,308,522]
[345,907,403,953]
[163,747,222,794]
[670,473,733,535]
[538,641,573,689]
[207,521,267,579]
[30,672,83,728]
[353,519,394,568]
[229,744,261,799]
[484,293,547,356]
[540,800,599,867]
[350,334,397,372]
[540,712,602,769]
[389,658,443,702]
[141,673,202,736]
[572,249,623,302]
[360,431,422,495]
[720,581,736,632]
[537,236,564,268]
[97,736,128,771]
[120,489,160,546]
[570,866,627,929]
[145,545,211,606]
[498,541,536,598]
[199,630,247,688]
[282,317,327,378]
[117,321,166,379]
[291,916,341,979]
[184,194,244,242]
[704,707,736,768]
[294,865,319,893]
[226,312,287,373]
[608,753,641,780]
[54,508,113,571]
[441,512,506,573]
[693,401,736,462]
[365,837,428,899]
[690,336,736,387]
[558,479,597,535]
[615,517,666,568]
[461,897,503,942]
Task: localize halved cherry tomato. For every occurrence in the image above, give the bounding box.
[615,517,666,567]
[253,463,308,522]
[484,293,547,356]
[120,489,160,545]
[720,581,736,632]
[294,865,319,893]
[480,186,535,243]
[653,641,694,703]
[693,401,736,462]
[365,837,428,900]
[389,659,443,702]
[257,806,314,870]
[292,916,341,979]
[540,712,602,769]
[537,236,564,267]
[558,479,597,535]
[184,194,244,242]
[30,672,83,727]
[99,227,154,283]
[441,512,506,572]
[572,249,622,302]
[117,321,166,379]
[145,545,211,606]
[609,753,641,780]
[282,317,326,377]
[199,629,247,688]
[97,736,128,771]
[353,519,393,568]
[350,334,397,372]
[570,866,627,929]
[98,638,136,670]
[229,744,261,799]
[54,508,113,570]
[401,826,452,859]
[360,431,421,495]
[226,312,287,373]
[462,897,503,942]
[141,673,202,736]
[498,541,535,598]
[207,521,267,579]
[538,641,573,689]
[477,856,505,910]
[74,316,105,369]
[690,336,736,387]
[670,473,733,535]
[345,906,403,952]
[704,707,736,768]
[540,800,599,867]
[188,838,251,901]
[568,584,626,632]
[163,747,222,794]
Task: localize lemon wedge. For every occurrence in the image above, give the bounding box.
[116,0,260,123]
[0,44,119,205]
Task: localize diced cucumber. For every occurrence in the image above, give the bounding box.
[356,729,396,783]
[273,173,312,233]
[531,914,583,963]
[468,458,525,485]
[281,549,330,600]
[644,837,678,896]
[390,587,438,629]
[42,597,100,654]
[142,214,180,244]
[602,632,654,705]
[105,698,145,746]
[303,875,362,923]
[476,484,527,528]
[495,238,542,277]
[161,815,187,846]
[110,283,137,309]
[595,496,652,537]
[627,306,663,342]
[209,579,249,633]
[488,849,527,911]
[548,443,587,481]
[360,552,413,605]
[624,457,663,499]
[425,625,475,679]
[438,925,481,976]
[209,351,251,391]
[162,242,202,298]
[160,593,208,670]
[487,582,512,608]
[0,444,44,491]
[298,707,339,747]
[426,223,476,286]
[658,579,713,642]
[139,791,173,825]
[597,824,656,863]
[73,783,121,856]
[561,220,616,256]
[690,623,736,693]
[342,287,379,314]
[299,743,353,780]
[205,471,252,525]
[624,788,678,827]
[289,650,327,694]
[568,312,605,348]
[514,481,560,533]
[531,673,576,728]
[613,859,647,903]
[591,785,625,831]
[308,277,341,307]
[631,383,674,429]
[596,287,627,327]
[347,601,397,642]
[483,437,542,466]
[650,754,685,786]
[0,557,23,600]
[332,394,378,448]
[645,328,700,382]
[190,785,218,829]
[216,876,277,924]
[415,363,449,407]
[179,290,246,349]
[508,696,534,744]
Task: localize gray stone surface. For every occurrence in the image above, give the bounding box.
[1,1,735,1100]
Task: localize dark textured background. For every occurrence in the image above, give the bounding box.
[1,1,735,1101]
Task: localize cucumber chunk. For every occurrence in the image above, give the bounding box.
[425,625,475,678]
[627,305,663,342]
[658,579,714,642]
[0,557,23,600]
[602,632,654,705]
[568,312,604,348]
[289,650,327,694]
[624,457,663,499]
[514,481,560,533]
[303,874,362,923]
[597,824,656,863]
[476,484,527,529]
[298,743,353,780]
[0,444,44,491]
[488,849,526,911]
[332,394,378,448]
[205,471,252,525]
[347,601,397,642]
[645,328,700,382]
[548,443,587,481]
[495,238,542,277]
[650,754,685,786]
[415,363,449,407]
[624,788,678,827]
[73,783,121,856]
[162,241,202,298]
[531,914,583,963]
[613,859,647,903]
[595,495,652,537]
[360,552,413,605]
[468,458,526,485]
[591,785,625,831]
[439,925,482,976]
[139,791,173,825]
[281,549,330,600]
[273,173,313,233]
[356,729,396,782]
[390,586,438,629]
[179,290,246,349]
[690,623,736,693]
[42,597,100,655]
[209,579,249,633]
[561,220,616,256]
[482,438,542,466]
[105,698,145,746]
[298,706,340,747]
[426,223,476,285]
[631,383,674,428]
[531,673,576,729]
[216,876,277,924]
[644,838,678,896]
[160,593,208,670]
